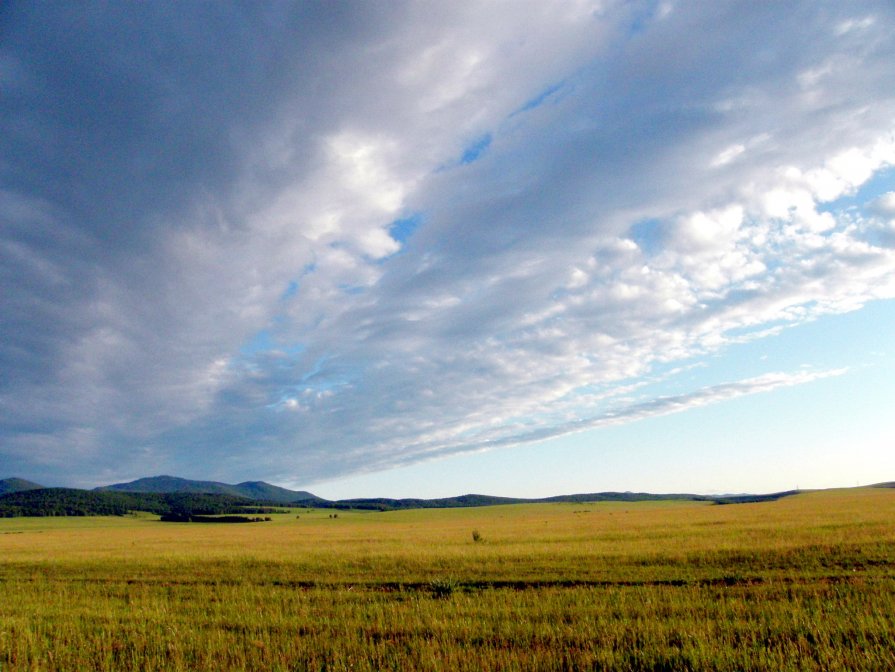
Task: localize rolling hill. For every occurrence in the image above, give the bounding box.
[0,472,862,517]
[0,488,285,518]
[0,477,45,495]
[295,490,800,511]
[97,475,319,504]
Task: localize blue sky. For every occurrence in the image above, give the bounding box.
[2,1,894,496]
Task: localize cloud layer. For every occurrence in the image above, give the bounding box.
[2,1,894,486]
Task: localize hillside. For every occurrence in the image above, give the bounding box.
[98,475,318,503]
[0,488,155,517]
[230,480,319,503]
[0,488,284,518]
[0,477,45,495]
[0,473,816,517]
[97,475,243,496]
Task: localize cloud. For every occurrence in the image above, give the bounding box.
[867,191,895,247]
[431,368,851,457]
[870,192,895,219]
[1,1,894,487]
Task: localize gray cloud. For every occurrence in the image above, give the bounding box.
[2,1,894,487]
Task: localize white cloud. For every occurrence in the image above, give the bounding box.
[835,15,876,36]
[712,144,745,167]
[2,1,895,486]
[871,192,895,218]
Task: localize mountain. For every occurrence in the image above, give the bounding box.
[0,477,45,495]
[97,475,318,503]
[98,475,240,496]
[231,480,318,503]
[0,475,815,517]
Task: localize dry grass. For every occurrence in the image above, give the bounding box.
[2,488,894,670]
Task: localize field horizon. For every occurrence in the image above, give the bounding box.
[3,472,867,511]
[3,474,891,521]
[2,485,894,670]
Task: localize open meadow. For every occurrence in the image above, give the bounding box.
[1,487,894,671]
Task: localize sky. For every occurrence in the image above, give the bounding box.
[2,1,894,498]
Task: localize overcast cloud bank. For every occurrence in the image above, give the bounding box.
[2,1,894,487]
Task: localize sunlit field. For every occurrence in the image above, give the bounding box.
[2,488,894,670]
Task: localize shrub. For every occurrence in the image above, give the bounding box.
[429,577,459,599]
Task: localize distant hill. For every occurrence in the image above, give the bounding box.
[0,477,45,495]
[97,475,318,504]
[98,475,243,496]
[542,492,709,504]
[301,490,802,511]
[0,488,285,518]
[306,493,529,511]
[230,480,319,504]
[0,473,820,517]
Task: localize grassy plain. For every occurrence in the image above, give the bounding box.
[1,488,894,670]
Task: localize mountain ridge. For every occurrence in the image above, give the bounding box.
[0,477,45,495]
[292,489,803,510]
[96,475,317,504]
[3,474,889,517]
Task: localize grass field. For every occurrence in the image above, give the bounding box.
[1,487,894,670]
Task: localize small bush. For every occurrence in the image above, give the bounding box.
[429,577,459,599]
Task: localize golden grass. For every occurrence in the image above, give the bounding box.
[2,487,894,670]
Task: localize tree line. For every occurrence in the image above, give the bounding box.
[0,488,288,517]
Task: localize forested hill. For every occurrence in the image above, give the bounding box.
[97,475,317,503]
[294,490,801,511]
[0,476,808,517]
[0,477,45,495]
[0,488,283,518]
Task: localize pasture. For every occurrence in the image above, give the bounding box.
[1,488,894,670]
